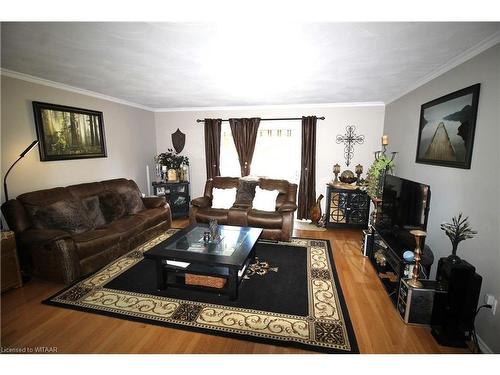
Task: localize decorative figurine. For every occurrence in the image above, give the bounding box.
[209,219,219,242]
[333,163,341,182]
[355,164,363,185]
[310,194,324,226]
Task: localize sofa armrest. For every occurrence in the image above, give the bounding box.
[142,196,167,209]
[19,229,72,247]
[191,196,211,208]
[18,229,80,284]
[278,202,298,213]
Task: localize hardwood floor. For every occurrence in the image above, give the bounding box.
[0,218,468,354]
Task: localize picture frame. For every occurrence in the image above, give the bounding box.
[415,84,480,169]
[32,101,107,161]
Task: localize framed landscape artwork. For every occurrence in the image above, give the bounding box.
[33,101,107,161]
[415,84,480,169]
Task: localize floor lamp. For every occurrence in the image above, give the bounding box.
[3,140,39,202]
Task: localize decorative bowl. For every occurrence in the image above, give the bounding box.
[339,170,357,184]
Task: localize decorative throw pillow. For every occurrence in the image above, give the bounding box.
[253,186,279,211]
[27,199,92,233]
[235,179,258,205]
[120,189,145,215]
[99,190,126,222]
[82,195,106,228]
[211,187,237,209]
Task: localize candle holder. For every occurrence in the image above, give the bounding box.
[333,163,341,182]
[355,164,363,185]
[370,197,382,227]
[408,230,427,288]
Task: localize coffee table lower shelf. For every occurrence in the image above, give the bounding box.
[155,257,252,300]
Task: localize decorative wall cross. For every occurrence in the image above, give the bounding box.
[336,125,365,166]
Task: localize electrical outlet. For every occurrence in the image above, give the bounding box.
[484,294,498,315]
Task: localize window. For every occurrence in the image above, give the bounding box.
[219,121,301,183]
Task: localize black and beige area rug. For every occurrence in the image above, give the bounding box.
[43,229,358,353]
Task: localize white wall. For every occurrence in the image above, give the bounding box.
[384,44,500,353]
[1,76,156,203]
[154,105,385,211]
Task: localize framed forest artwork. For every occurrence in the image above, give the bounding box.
[33,101,107,161]
[415,84,480,169]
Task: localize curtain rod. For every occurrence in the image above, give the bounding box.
[196,116,325,123]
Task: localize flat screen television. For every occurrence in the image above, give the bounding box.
[375,174,431,256]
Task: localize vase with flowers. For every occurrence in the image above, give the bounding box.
[156,149,189,182]
[440,213,477,264]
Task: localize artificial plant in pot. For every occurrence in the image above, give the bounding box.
[156,149,189,181]
[440,213,477,264]
[365,154,395,200]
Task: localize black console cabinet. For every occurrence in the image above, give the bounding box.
[325,185,369,228]
[152,181,190,219]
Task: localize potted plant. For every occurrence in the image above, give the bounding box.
[364,154,395,200]
[156,149,189,182]
[440,213,477,264]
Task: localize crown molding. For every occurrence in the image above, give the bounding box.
[152,101,385,113]
[0,68,155,111]
[1,68,384,112]
[386,31,500,104]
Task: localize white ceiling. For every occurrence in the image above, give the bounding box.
[1,22,499,109]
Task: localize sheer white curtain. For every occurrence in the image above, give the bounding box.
[220,121,301,182]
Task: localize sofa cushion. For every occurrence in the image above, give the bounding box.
[18,187,72,207]
[136,207,169,228]
[67,182,105,200]
[235,179,258,206]
[103,215,147,240]
[99,190,126,222]
[195,208,229,224]
[72,228,122,260]
[211,187,236,209]
[247,209,283,229]
[82,195,106,228]
[253,187,280,211]
[120,190,145,215]
[259,178,292,209]
[100,179,145,215]
[26,199,92,234]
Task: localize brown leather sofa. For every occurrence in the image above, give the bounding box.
[1,178,172,284]
[190,177,297,241]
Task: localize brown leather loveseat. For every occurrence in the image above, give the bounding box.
[1,178,172,284]
[190,177,297,241]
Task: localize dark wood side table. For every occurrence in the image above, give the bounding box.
[1,231,23,293]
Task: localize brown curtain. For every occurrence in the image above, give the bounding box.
[204,118,222,179]
[297,116,317,219]
[229,117,261,176]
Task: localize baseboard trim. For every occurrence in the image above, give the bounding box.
[477,334,494,354]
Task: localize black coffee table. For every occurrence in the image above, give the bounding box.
[144,224,262,300]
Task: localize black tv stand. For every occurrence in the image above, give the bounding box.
[369,228,434,306]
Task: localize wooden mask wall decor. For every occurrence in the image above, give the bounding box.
[171,128,186,154]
